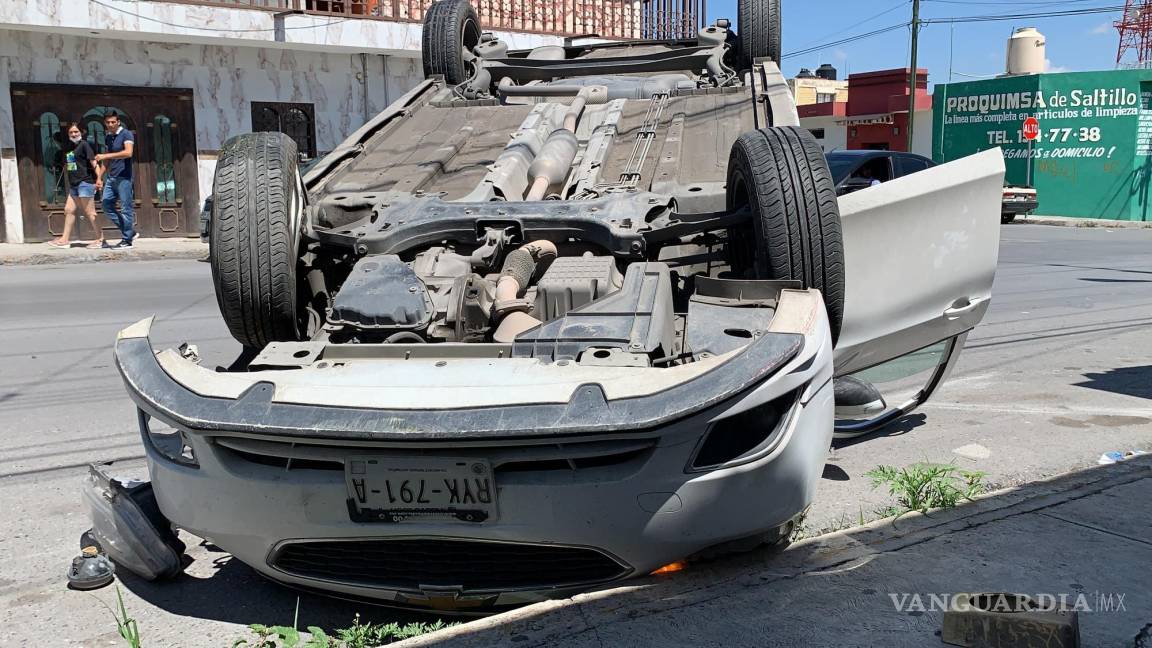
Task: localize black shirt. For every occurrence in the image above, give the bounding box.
[65,141,97,188]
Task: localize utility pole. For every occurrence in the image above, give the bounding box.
[906,0,921,151]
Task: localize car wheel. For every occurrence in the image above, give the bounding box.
[738,0,782,66]
[210,132,305,350]
[727,126,845,343]
[422,0,483,85]
[1001,213,1016,224]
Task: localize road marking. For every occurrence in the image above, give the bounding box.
[926,402,1152,417]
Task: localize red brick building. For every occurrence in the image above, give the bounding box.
[799,68,933,155]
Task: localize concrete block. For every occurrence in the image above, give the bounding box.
[942,593,1079,648]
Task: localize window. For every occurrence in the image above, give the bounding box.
[808,128,826,140]
[38,112,64,205]
[251,101,317,159]
[897,156,931,176]
[862,157,892,182]
[152,114,178,203]
[816,92,837,104]
[82,105,134,154]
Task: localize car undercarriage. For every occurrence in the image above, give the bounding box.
[102,0,1005,613]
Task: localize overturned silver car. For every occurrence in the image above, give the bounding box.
[114,0,1004,612]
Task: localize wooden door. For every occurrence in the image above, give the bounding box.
[10,84,200,242]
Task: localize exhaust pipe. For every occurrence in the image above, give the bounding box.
[523,86,607,201]
[491,241,557,342]
[525,130,578,201]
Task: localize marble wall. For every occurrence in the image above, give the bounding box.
[0,0,566,57]
[0,29,426,242]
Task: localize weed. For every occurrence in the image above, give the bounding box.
[866,462,986,515]
[788,510,809,542]
[232,612,453,648]
[112,586,141,648]
[232,624,333,648]
[337,615,452,648]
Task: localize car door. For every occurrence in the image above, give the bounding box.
[832,148,1004,432]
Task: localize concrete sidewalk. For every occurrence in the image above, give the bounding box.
[1017,214,1152,228]
[398,457,1152,648]
[0,238,206,265]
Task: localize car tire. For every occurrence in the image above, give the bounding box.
[422,0,483,85]
[727,126,845,343]
[210,132,305,350]
[1001,213,1016,224]
[738,0,782,66]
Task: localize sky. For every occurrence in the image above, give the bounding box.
[705,0,1126,87]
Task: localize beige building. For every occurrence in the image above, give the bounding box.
[789,76,849,106]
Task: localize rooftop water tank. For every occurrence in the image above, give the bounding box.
[797,68,815,78]
[1006,27,1046,76]
[816,64,838,80]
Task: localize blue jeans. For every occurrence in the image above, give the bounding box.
[102,177,135,242]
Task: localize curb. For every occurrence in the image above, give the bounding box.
[0,244,208,266]
[1013,215,1152,229]
[391,457,1152,648]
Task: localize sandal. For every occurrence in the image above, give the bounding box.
[86,241,106,249]
[47,239,71,248]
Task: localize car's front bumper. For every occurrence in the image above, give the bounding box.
[115,291,834,609]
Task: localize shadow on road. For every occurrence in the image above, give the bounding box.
[1076,365,1152,400]
[400,457,1152,648]
[119,541,438,635]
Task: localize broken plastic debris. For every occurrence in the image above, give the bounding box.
[178,342,201,364]
[1097,450,1148,465]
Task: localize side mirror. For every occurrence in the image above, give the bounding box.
[838,177,873,196]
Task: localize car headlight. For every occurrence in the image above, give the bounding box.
[688,388,801,471]
[138,410,198,467]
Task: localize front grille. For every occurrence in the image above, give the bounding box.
[213,436,655,476]
[270,538,630,592]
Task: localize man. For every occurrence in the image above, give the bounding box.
[856,165,882,187]
[95,110,135,249]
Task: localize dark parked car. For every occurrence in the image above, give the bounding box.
[826,150,937,196]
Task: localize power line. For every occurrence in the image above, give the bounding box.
[922,4,1126,23]
[788,0,911,51]
[924,0,1104,5]
[782,23,910,60]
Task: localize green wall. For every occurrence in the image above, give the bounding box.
[933,69,1152,221]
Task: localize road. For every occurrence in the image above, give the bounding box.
[1,224,1150,646]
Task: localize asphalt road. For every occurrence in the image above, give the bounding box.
[1,224,1150,646]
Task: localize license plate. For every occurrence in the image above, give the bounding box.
[345,457,497,523]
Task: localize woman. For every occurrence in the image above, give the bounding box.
[47,122,105,249]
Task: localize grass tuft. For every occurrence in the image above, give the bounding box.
[113,586,141,648]
[231,610,454,648]
[867,462,986,516]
